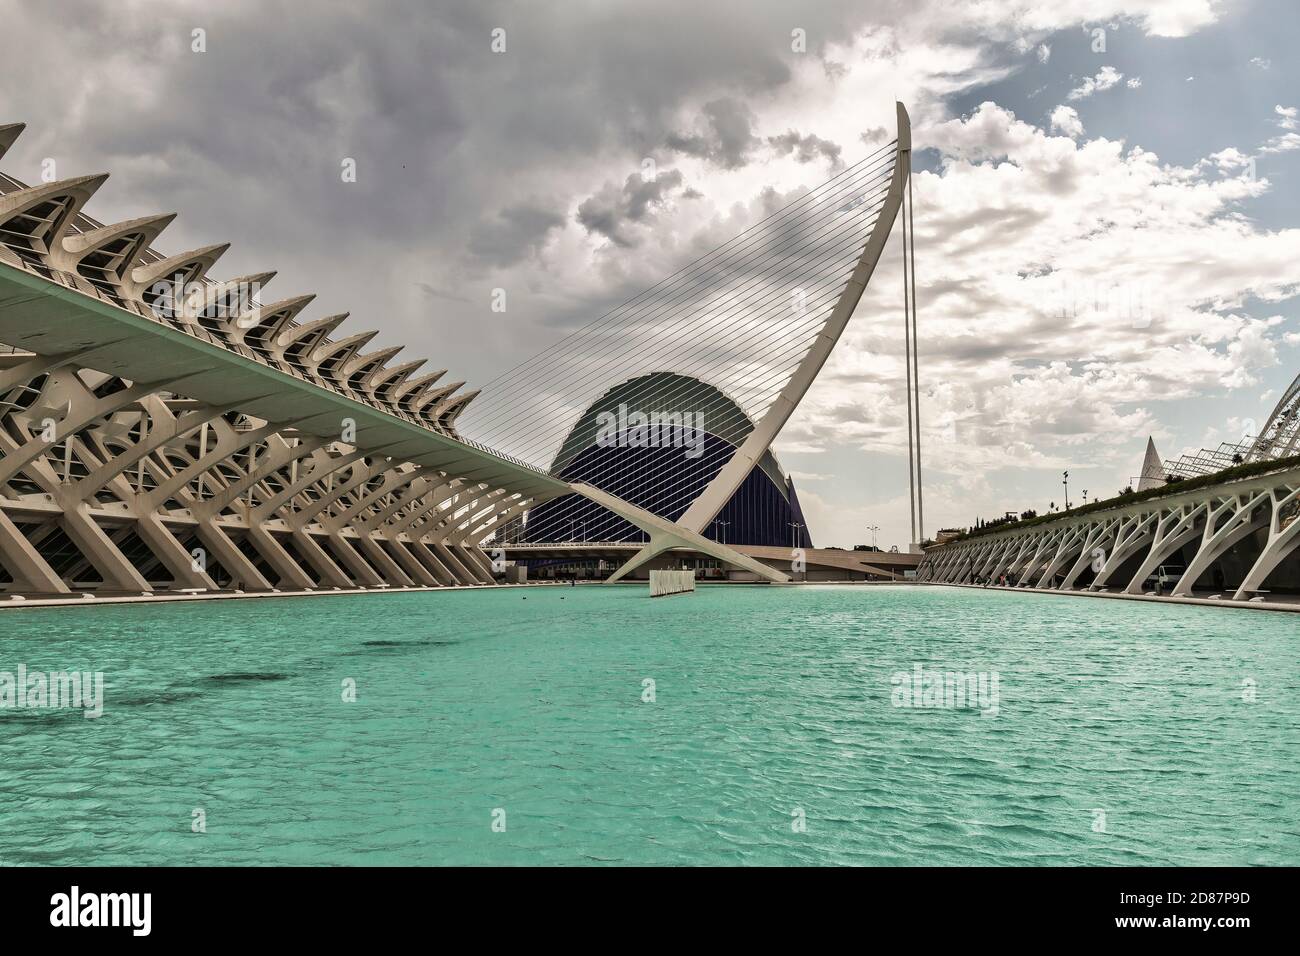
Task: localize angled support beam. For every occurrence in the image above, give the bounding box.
[133,511,217,590]
[1090,513,1157,590]
[573,482,788,584]
[59,500,151,592]
[1232,485,1300,599]
[429,543,485,585]
[194,520,274,592]
[1172,492,1270,597]
[408,542,459,585]
[1059,517,1119,590]
[287,528,354,588]
[1123,504,1206,595]
[0,509,70,593]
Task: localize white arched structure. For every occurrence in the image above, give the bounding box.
[598,103,916,582]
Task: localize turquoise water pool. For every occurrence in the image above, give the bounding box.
[0,584,1296,865]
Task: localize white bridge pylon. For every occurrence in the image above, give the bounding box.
[598,102,918,581]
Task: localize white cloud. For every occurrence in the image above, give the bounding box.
[783,102,1297,534]
[1068,66,1125,100]
[1126,76,1143,89]
[1260,133,1300,155]
[1036,43,1051,63]
[1049,105,1084,137]
[1261,107,1300,154]
[1204,146,1252,172]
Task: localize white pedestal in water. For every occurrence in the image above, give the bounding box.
[649,570,696,597]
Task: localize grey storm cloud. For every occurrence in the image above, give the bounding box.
[576,169,686,247]
[0,0,881,382]
[767,129,845,169]
[0,0,1061,398]
[467,201,566,268]
[665,97,761,169]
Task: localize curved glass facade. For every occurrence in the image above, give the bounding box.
[523,373,812,548]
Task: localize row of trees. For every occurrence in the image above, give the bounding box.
[965,484,1146,535]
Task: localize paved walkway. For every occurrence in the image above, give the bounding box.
[922,581,1300,613]
[0,582,551,612]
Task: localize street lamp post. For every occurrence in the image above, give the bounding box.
[718,520,729,545]
[867,524,880,550]
[1062,470,1070,510]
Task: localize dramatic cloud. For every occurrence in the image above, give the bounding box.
[766,130,845,170]
[468,202,566,268]
[666,98,762,169]
[575,169,687,248]
[788,101,1299,492]
[0,0,1289,547]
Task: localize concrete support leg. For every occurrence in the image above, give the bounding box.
[290,528,354,588]
[196,521,274,591]
[246,524,317,590]
[322,531,385,587]
[355,535,415,587]
[433,543,481,585]
[457,544,497,581]
[380,534,439,586]
[0,510,71,594]
[1173,507,1269,598]
[134,512,217,589]
[410,542,457,586]
[60,501,151,592]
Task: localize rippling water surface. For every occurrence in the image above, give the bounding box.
[1,584,1296,865]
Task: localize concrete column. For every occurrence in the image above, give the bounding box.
[0,510,70,593]
[1234,485,1300,599]
[194,520,274,591]
[1172,492,1270,597]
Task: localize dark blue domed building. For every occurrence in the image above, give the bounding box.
[523,372,812,548]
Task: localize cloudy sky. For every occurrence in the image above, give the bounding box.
[2,0,1298,549]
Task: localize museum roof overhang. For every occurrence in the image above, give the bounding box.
[0,259,569,501]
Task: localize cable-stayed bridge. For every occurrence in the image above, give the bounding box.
[0,104,923,600]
